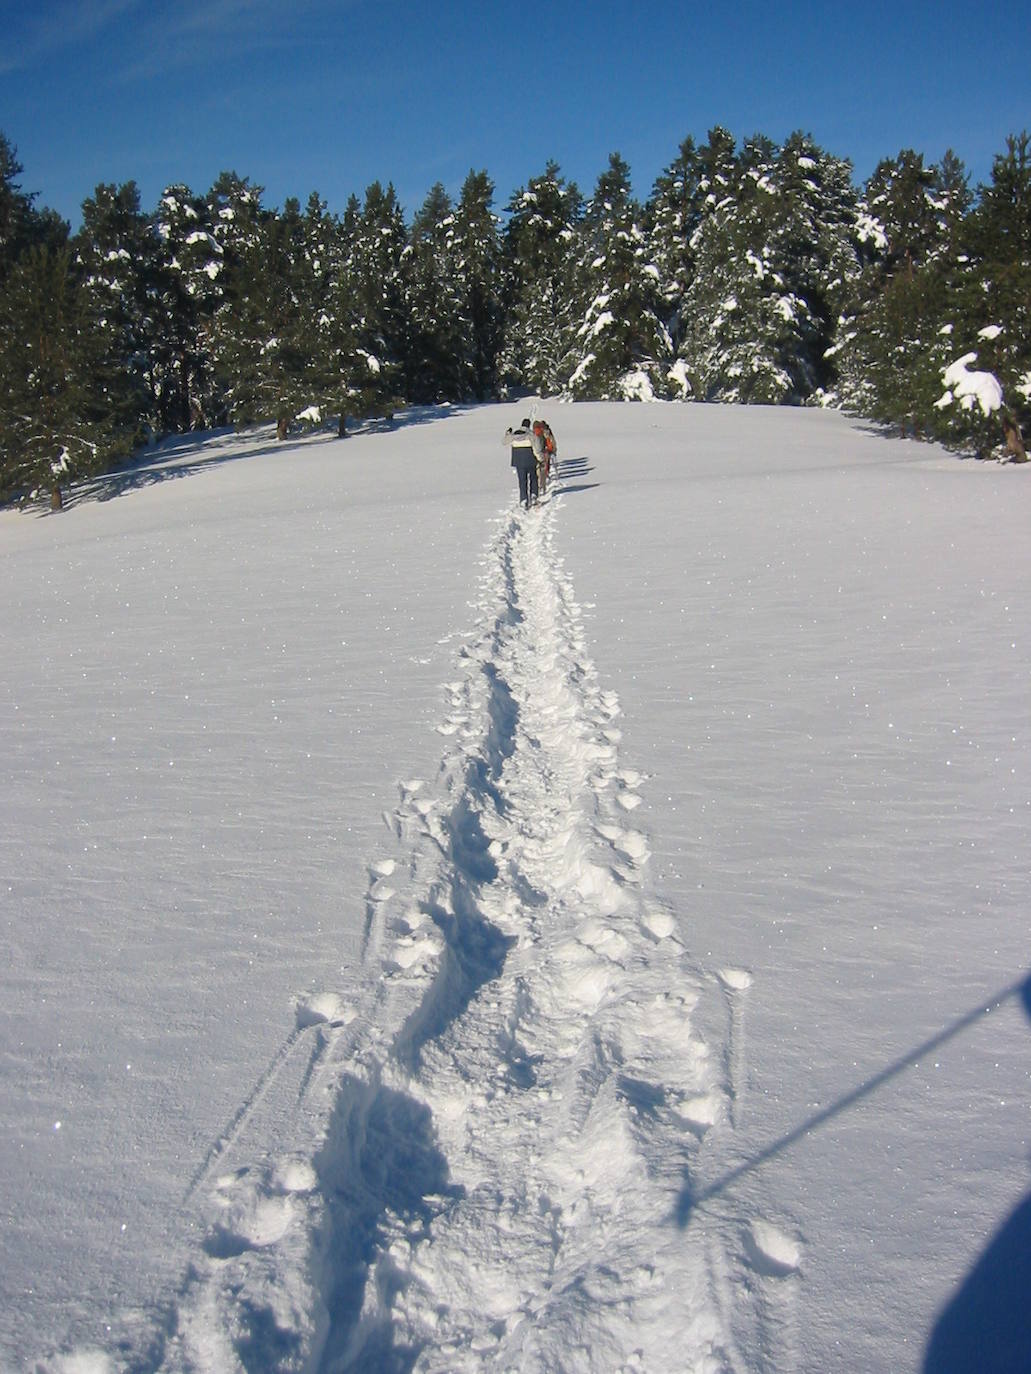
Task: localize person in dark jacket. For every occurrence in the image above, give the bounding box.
[502,418,542,508]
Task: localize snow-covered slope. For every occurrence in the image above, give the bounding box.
[1,404,1028,1373]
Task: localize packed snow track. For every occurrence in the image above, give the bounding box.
[163,489,762,1372]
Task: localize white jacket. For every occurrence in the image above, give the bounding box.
[503,425,544,457]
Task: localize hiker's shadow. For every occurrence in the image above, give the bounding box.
[553,455,600,496]
[923,974,1031,1373]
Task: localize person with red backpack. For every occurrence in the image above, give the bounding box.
[532,419,558,494]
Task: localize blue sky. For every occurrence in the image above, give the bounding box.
[2,0,1028,228]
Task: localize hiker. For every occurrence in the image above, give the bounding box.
[532,419,558,493]
[502,417,542,509]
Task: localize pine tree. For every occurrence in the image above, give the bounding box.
[210,196,330,438]
[566,153,670,399]
[0,133,35,282]
[200,172,265,425]
[317,182,409,426]
[0,133,69,284]
[406,183,465,401]
[452,170,503,399]
[934,133,1031,456]
[677,134,781,402]
[833,147,974,431]
[645,135,705,372]
[676,132,862,405]
[0,245,133,506]
[74,181,159,440]
[499,162,582,396]
[767,132,862,398]
[150,184,222,432]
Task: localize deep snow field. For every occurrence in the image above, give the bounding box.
[1,402,1028,1374]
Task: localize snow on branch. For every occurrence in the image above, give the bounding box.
[936,353,1003,417]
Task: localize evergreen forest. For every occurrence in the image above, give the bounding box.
[1,125,1029,507]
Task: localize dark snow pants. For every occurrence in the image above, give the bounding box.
[512,448,538,507]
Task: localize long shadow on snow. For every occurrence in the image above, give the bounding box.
[554,454,594,479]
[26,405,479,513]
[551,454,599,497]
[314,1076,464,1374]
[922,972,1031,1374]
[677,972,1031,1229]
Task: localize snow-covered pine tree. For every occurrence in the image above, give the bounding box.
[565,153,670,400]
[210,196,329,438]
[0,244,134,506]
[200,172,266,425]
[406,183,466,402]
[645,135,707,383]
[836,149,973,434]
[332,182,408,420]
[765,132,862,400]
[933,132,1031,457]
[74,181,160,443]
[452,170,503,400]
[676,132,861,405]
[677,133,785,401]
[498,162,582,397]
[323,197,373,433]
[666,127,751,399]
[150,184,223,432]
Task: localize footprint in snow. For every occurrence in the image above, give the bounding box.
[295,992,356,1029]
[613,829,650,863]
[371,859,396,877]
[676,1092,722,1135]
[577,918,631,963]
[717,968,753,992]
[204,1194,295,1257]
[390,930,444,971]
[270,1157,318,1195]
[617,791,642,811]
[641,910,677,941]
[745,1219,803,1277]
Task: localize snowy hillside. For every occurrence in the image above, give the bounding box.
[2,403,1029,1373]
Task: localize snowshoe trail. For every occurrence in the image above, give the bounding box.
[167,496,756,1372]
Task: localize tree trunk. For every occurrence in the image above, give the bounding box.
[50,485,63,511]
[1003,413,1027,462]
[338,412,348,437]
[276,416,289,442]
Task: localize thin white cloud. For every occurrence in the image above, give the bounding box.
[104,0,356,83]
[0,0,349,79]
[0,0,144,74]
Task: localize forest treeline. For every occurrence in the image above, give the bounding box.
[1,125,1029,506]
